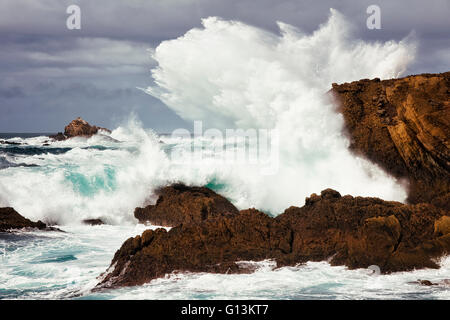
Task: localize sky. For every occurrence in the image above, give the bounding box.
[0,0,449,133]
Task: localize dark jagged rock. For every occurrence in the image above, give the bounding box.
[82,219,105,226]
[0,140,21,145]
[276,192,448,272]
[49,117,110,141]
[134,184,240,227]
[331,72,450,207]
[98,208,288,288]
[0,207,58,232]
[49,132,66,141]
[418,280,437,286]
[412,279,450,286]
[97,188,450,289]
[97,73,450,289]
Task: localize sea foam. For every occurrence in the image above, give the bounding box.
[0,10,416,224]
[143,10,415,211]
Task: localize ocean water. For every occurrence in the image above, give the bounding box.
[1,131,449,300]
[1,225,449,300]
[1,10,448,299]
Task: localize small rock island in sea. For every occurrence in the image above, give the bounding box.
[0,117,110,230]
[50,117,111,141]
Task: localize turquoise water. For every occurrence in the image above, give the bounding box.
[2,226,449,300]
[64,165,117,197]
[0,132,449,300]
[0,225,150,299]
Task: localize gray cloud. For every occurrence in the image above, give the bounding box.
[0,0,448,132]
[0,86,26,99]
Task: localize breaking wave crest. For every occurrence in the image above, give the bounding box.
[0,10,416,224]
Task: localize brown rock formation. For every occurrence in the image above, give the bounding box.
[98,208,287,288]
[277,189,448,272]
[50,117,110,141]
[97,72,450,289]
[331,72,450,207]
[49,132,66,141]
[97,188,449,289]
[0,207,54,232]
[134,184,239,227]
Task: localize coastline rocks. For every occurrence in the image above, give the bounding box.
[98,208,289,288]
[96,72,450,289]
[331,72,450,207]
[0,207,56,232]
[97,187,450,289]
[276,191,448,272]
[50,117,111,141]
[418,280,436,286]
[134,184,239,227]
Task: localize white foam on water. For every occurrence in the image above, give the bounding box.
[1,10,444,300]
[144,9,416,212]
[0,224,153,299]
[1,225,448,300]
[0,119,169,225]
[88,256,450,300]
[0,10,415,224]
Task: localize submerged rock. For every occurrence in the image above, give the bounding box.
[49,132,66,141]
[418,280,437,286]
[134,184,239,227]
[412,279,450,286]
[97,187,450,289]
[331,72,450,207]
[0,207,58,232]
[82,218,105,226]
[0,140,21,145]
[49,117,111,141]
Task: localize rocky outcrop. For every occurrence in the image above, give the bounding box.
[96,72,449,289]
[134,184,239,227]
[97,188,450,289]
[50,117,110,141]
[331,72,450,207]
[0,207,56,232]
[98,208,286,288]
[276,189,449,272]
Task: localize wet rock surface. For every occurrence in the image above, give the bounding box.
[82,219,105,226]
[98,187,449,288]
[331,72,450,207]
[411,279,450,286]
[134,184,240,227]
[50,117,110,141]
[0,140,21,145]
[0,207,58,232]
[97,72,450,289]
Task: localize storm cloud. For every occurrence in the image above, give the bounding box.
[0,0,448,132]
